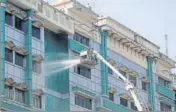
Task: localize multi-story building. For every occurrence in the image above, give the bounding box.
[0,0,175,111]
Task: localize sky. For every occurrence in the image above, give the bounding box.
[49,0,176,60]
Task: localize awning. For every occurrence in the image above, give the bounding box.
[6,41,28,55]
[119,93,132,100]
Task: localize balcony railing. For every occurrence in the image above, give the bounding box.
[100,97,130,112]
[9,0,39,11]
[8,0,74,34]
[156,84,175,99]
[68,39,87,53]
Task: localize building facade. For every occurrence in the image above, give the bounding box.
[0,0,175,111]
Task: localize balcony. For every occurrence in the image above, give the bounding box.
[97,17,159,56]
[172,76,176,90]
[156,84,175,99]
[100,98,130,112]
[68,39,87,53]
[72,86,95,98]
[8,0,74,34]
[9,0,39,11]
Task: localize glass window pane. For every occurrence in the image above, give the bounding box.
[75,95,92,110]
[109,92,114,101]
[129,75,136,86]
[76,66,91,79]
[32,95,41,109]
[120,97,128,107]
[5,12,13,26]
[32,26,41,39]
[33,61,41,73]
[15,89,25,103]
[15,16,27,32]
[142,81,147,91]
[74,33,89,47]
[108,67,113,75]
[131,102,137,111]
[15,53,25,67]
[5,48,13,63]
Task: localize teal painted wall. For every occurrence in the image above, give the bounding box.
[156,84,175,99]
[2,102,30,111]
[100,30,108,97]
[103,98,130,111]
[25,10,33,107]
[0,0,7,97]
[45,94,69,111]
[68,39,87,53]
[44,29,70,111]
[147,56,155,111]
[45,29,69,93]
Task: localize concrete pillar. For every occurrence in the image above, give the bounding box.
[25,9,34,106]
[100,30,108,97]
[0,0,7,96]
[147,56,155,111]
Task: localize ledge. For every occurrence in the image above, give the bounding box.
[72,86,95,98]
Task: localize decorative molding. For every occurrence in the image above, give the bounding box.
[109,88,116,94]
[12,47,28,56]
[5,41,16,50]
[33,89,44,96]
[32,55,44,62]
[6,3,27,19]
[119,93,132,100]
[141,76,150,83]
[108,59,116,66]
[14,83,28,91]
[5,77,15,86]
[6,41,28,55]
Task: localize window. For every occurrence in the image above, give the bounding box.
[15,16,27,32]
[15,89,25,103]
[158,77,170,88]
[119,70,127,80]
[33,95,41,109]
[108,67,113,75]
[5,86,25,104]
[75,66,91,79]
[131,102,137,111]
[33,61,41,73]
[75,94,92,110]
[73,33,89,47]
[5,48,13,63]
[129,75,136,86]
[120,97,128,107]
[5,12,13,26]
[142,81,147,91]
[15,53,25,67]
[109,92,114,101]
[32,26,41,40]
[160,102,171,111]
[5,86,13,100]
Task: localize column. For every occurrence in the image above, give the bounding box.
[100,30,108,97]
[25,9,34,106]
[147,56,155,111]
[0,0,6,96]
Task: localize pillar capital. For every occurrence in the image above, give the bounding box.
[26,9,35,17]
[146,55,156,63]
